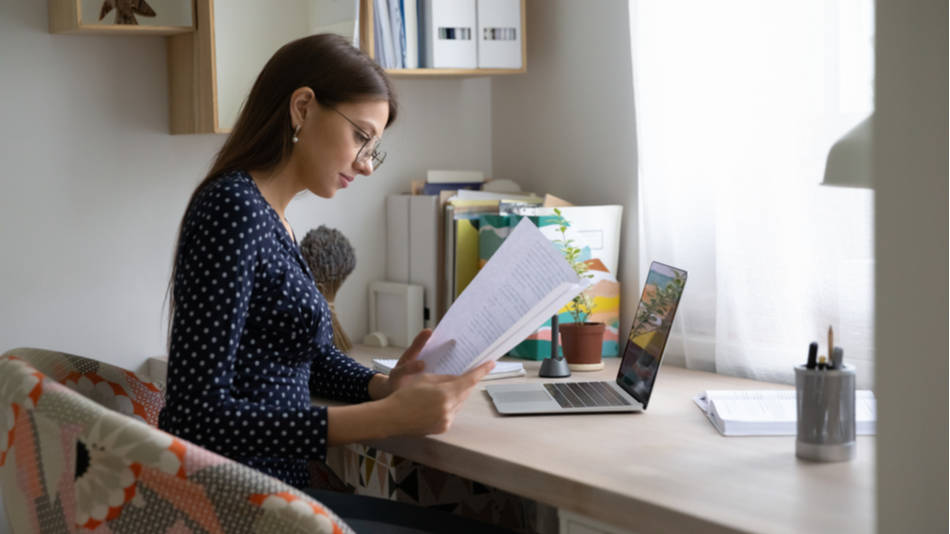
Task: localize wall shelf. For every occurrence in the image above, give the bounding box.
[358,0,527,78]
[48,0,194,36]
[51,0,525,133]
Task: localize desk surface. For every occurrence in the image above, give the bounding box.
[331,347,874,534]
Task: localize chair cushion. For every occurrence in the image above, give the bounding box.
[0,351,352,534]
[5,347,165,426]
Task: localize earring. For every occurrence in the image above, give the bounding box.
[292,124,301,144]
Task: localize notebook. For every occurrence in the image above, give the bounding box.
[485,261,687,414]
[372,358,526,381]
[693,389,877,436]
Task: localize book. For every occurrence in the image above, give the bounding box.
[421,181,482,195]
[454,190,542,204]
[372,358,525,381]
[426,169,485,183]
[693,389,877,437]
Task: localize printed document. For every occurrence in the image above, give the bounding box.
[417,218,586,374]
[372,358,525,381]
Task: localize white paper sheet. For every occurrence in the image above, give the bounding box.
[418,218,585,374]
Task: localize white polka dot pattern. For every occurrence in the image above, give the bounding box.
[158,171,378,489]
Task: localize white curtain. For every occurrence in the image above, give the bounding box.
[630,0,876,388]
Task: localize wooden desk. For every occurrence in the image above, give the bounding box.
[333,346,874,534]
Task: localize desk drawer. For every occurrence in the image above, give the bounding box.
[560,509,636,534]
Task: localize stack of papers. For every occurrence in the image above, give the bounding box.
[418,217,586,375]
[372,359,525,381]
[693,389,877,436]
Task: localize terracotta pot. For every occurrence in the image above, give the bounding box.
[559,322,606,370]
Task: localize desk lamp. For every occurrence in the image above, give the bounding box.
[538,314,571,377]
[822,114,873,188]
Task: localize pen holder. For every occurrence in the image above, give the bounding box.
[794,364,856,462]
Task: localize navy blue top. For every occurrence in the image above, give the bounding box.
[158,170,377,489]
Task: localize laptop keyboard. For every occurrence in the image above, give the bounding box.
[543,381,633,409]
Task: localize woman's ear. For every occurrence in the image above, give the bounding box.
[289,87,316,126]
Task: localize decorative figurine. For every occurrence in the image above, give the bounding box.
[99,0,156,25]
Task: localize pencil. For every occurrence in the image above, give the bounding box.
[828,325,834,361]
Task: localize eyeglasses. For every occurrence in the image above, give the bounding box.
[328,106,387,171]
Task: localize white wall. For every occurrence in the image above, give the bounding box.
[491,0,641,344]
[0,1,493,372]
[873,0,948,530]
[289,76,493,352]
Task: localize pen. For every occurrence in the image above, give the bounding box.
[827,326,834,361]
[817,355,827,370]
[806,341,818,369]
[830,347,844,370]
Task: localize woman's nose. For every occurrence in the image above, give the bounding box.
[353,158,373,176]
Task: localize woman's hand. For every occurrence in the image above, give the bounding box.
[384,359,496,436]
[368,329,431,400]
[332,339,495,445]
[387,329,432,392]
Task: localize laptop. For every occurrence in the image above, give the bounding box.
[486,261,687,415]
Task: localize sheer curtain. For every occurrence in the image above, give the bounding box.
[630,0,875,388]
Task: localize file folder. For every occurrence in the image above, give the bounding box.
[476,0,522,69]
[420,0,477,68]
[385,195,410,282]
[386,194,441,328]
[409,195,440,328]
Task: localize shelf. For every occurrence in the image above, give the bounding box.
[48,0,194,36]
[50,24,193,36]
[385,67,526,78]
[360,0,526,78]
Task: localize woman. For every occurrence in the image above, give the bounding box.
[159,34,502,532]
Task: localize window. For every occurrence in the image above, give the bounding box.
[630,0,875,387]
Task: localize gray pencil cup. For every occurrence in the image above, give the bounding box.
[794,364,856,462]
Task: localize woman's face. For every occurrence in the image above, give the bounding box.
[290,95,389,199]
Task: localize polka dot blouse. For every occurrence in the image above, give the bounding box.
[158,170,378,489]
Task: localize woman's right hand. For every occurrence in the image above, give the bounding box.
[383,360,495,436]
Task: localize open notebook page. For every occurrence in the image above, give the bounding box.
[418,218,585,374]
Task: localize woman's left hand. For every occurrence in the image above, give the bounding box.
[374,329,431,398]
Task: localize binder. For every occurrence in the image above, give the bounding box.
[374,0,397,68]
[476,0,522,69]
[404,0,420,68]
[385,195,411,282]
[409,195,440,327]
[387,0,406,68]
[386,194,441,328]
[420,0,477,68]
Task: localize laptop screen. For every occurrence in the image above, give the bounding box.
[616,261,687,409]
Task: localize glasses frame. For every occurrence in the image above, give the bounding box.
[328,106,387,171]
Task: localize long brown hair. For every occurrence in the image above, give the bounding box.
[165,34,397,346]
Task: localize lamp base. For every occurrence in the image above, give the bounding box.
[539,357,571,378]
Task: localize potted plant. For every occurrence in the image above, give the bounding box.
[553,208,606,371]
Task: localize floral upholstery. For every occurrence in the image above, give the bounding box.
[0,348,353,534]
